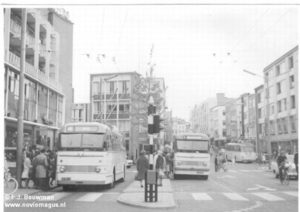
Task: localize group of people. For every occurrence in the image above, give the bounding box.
[214,153,228,172]
[19,144,57,190]
[135,150,174,187]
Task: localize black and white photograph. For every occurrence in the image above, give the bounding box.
[2,1,299,212]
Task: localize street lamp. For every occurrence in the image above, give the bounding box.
[243,69,271,170]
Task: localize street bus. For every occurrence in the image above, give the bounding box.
[56,122,126,190]
[173,133,210,180]
[224,143,256,163]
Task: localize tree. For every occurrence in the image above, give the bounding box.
[130,45,164,128]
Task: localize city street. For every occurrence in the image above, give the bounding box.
[4,158,298,212]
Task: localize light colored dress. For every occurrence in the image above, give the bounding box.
[21,157,32,178]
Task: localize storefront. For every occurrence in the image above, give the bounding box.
[271,139,298,155]
[4,117,59,175]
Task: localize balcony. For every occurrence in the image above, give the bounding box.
[38,70,48,84]
[10,19,21,35]
[25,62,37,78]
[9,51,20,68]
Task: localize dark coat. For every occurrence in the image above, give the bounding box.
[294,153,298,165]
[35,153,48,178]
[277,155,287,167]
[136,155,149,181]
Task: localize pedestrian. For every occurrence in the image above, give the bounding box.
[155,150,165,186]
[166,152,174,178]
[232,154,236,165]
[45,149,52,189]
[277,150,287,183]
[31,151,39,189]
[262,153,266,164]
[136,150,149,188]
[48,151,56,186]
[21,152,33,189]
[294,150,298,176]
[35,149,48,190]
[218,153,227,172]
[258,152,262,165]
[214,155,218,172]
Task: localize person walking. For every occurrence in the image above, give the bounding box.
[21,152,33,189]
[262,153,266,164]
[218,153,227,172]
[166,152,174,177]
[35,149,48,190]
[294,150,298,177]
[136,150,149,188]
[214,155,219,172]
[277,151,287,183]
[155,150,165,186]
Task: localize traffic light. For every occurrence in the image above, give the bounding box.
[153,115,164,133]
[148,105,156,134]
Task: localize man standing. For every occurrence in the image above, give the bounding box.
[277,151,287,183]
[294,150,298,176]
[35,149,48,190]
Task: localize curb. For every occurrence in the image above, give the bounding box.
[116,194,177,210]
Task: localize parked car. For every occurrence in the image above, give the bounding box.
[126,159,133,168]
[271,154,298,179]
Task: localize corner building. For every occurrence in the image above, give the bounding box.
[4,8,73,173]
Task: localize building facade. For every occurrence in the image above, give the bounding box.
[243,93,257,150]
[255,84,267,153]
[4,8,73,172]
[209,105,226,147]
[263,46,298,155]
[71,103,90,122]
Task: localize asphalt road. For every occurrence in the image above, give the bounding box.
[4,160,298,212]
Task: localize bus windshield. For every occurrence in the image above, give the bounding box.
[60,134,105,150]
[242,146,254,152]
[177,140,209,153]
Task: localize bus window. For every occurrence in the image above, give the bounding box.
[242,146,254,152]
[61,134,82,147]
[82,134,104,148]
[234,146,241,151]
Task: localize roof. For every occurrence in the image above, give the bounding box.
[90,71,141,77]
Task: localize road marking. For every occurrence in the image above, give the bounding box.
[252,192,285,201]
[210,179,236,193]
[76,193,103,202]
[44,193,71,201]
[240,170,251,172]
[224,201,263,212]
[283,191,298,197]
[223,193,249,201]
[247,184,276,191]
[192,193,213,200]
[217,175,236,179]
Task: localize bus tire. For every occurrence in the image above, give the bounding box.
[109,169,115,189]
[120,166,125,182]
[203,175,208,180]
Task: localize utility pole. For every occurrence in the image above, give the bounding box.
[16,8,27,186]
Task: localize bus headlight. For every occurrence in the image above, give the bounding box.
[203,162,208,166]
[95,167,101,173]
[177,161,181,166]
[59,166,65,172]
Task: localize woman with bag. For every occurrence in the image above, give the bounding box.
[136,150,149,188]
[21,152,33,188]
[155,150,165,186]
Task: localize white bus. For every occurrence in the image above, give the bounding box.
[224,143,256,163]
[173,133,210,180]
[56,122,126,190]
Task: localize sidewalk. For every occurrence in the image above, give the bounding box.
[4,180,58,199]
[117,179,176,209]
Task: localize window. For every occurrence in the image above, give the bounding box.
[270,120,275,135]
[291,95,295,109]
[257,92,261,103]
[277,119,282,134]
[109,82,115,94]
[122,81,129,93]
[259,124,263,134]
[290,116,296,132]
[244,100,247,107]
[276,65,280,76]
[271,104,275,115]
[244,112,247,120]
[277,82,281,94]
[277,101,282,113]
[283,98,287,111]
[258,109,262,118]
[93,82,99,95]
[289,56,294,69]
[290,75,295,89]
[282,118,288,133]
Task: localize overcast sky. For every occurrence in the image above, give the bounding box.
[68,4,298,121]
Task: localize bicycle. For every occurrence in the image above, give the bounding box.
[4,171,19,195]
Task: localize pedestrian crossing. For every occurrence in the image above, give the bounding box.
[12,190,299,203]
[175,191,298,202]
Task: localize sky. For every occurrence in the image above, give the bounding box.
[68,4,298,121]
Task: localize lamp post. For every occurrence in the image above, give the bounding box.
[243,70,271,170]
